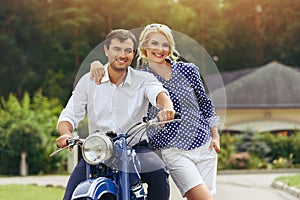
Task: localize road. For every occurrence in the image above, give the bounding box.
[170,172,300,200]
[0,172,299,200]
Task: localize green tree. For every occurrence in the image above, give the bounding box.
[220,0,264,69]
[6,121,43,175]
[0,91,63,175]
[220,0,300,70]
[1,0,300,103]
[177,0,229,68]
[261,0,300,66]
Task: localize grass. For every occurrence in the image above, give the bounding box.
[0,184,64,200]
[275,173,300,189]
[1,174,298,199]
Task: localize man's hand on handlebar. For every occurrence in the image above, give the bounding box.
[56,133,72,148]
[156,109,176,125]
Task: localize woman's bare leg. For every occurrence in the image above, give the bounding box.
[184,184,213,200]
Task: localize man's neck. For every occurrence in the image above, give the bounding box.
[108,67,128,86]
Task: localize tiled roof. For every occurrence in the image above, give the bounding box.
[209,61,300,108]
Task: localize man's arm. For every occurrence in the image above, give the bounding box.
[56,121,73,148]
[156,92,175,121]
[55,74,90,148]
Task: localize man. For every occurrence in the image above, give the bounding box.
[56,29,175,200]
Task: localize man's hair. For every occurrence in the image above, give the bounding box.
[104,29,137,50]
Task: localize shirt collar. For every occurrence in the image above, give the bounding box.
[101,64,110,83]
[125,67,132,85]
[101,63,132,85]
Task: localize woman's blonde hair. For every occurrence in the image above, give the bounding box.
[136,23,180,68]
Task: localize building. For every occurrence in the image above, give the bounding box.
[208,61,300,133]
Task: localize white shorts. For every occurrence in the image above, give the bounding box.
[161,139,217,196]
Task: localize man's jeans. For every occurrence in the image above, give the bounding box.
[63,143,170,200]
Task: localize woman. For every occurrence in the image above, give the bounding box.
[90,24,220,200]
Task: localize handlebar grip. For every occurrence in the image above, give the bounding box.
[174,112,181,119]
[106,131,117,138]
[66,138,72,145]
[149,112,181,123]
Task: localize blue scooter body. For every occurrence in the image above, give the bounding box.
[72,177,117,199]
[71,135,145,200]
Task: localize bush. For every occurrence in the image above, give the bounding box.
[290,132,300,164]
[218,131,300,170]
[259,132,294,164]
[6,121,44,174]
[0,91,65,175]
[218,133,237,170]
[235,131,271,161]
[226,151,252,169]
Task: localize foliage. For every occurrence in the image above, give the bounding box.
[259,132,295,164]
[272,156,293,169]
[0,0,300,174]
[235,131,271,162]
[290,132,300,164]
[0,184,64,200]
[1,0,300,102]
[217,133,237,170]
[0,91,64,175]
[226,151,253,169]
[218,131,300,170]
[219,132,268,169]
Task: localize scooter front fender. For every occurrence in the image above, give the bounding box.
[71,177,117,200]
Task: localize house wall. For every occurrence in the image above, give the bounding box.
[216,108,300,132]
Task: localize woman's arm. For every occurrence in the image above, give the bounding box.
[90,60,105,84]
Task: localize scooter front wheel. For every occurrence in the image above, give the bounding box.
[99,193,117,200]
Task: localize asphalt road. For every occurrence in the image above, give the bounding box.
[0,172,299,200]
[170,172,300,200]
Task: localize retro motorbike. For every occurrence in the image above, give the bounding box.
[50,114,180,200]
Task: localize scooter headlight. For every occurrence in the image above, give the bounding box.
[82,134,113,165]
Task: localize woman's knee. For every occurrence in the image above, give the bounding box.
[184,184,213,200]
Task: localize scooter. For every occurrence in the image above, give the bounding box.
[50,115,180,200]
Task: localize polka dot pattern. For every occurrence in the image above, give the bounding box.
[144,61,219,150]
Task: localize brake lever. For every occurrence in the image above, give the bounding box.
[49,144,72,157]
[151,118,181,126]
[148,112,181,126]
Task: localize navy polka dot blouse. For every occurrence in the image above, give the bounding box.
[144,60,220,150]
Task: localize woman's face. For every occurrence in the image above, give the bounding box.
[144,32,170,64]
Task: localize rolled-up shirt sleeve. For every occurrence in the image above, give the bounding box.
[57,74,90,130]
[143,73,169,108]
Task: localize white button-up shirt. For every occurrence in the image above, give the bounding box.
[57,65,168,145]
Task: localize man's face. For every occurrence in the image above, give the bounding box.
[104,38,135,72]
